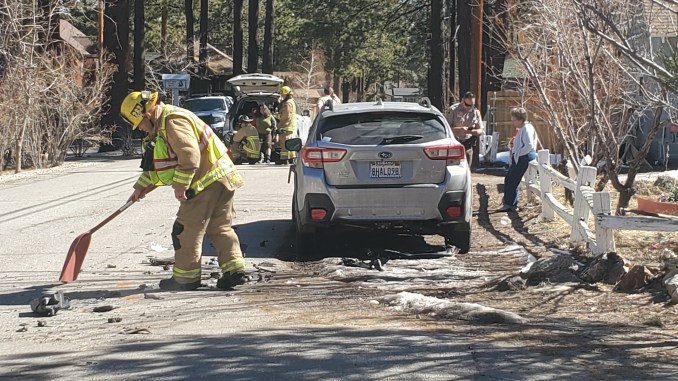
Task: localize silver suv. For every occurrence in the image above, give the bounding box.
[287,99,472,256]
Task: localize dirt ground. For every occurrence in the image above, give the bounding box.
[288,171,678,376]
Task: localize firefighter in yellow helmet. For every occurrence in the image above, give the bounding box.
[232,115,261,164]
[120,91,247,291]
[276,85,297,165]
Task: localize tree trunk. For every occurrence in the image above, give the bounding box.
[449,0,457,104]
[101,0,130,150]
[457,0,472,97]
[342,81,350,103]
[233,0,244,75]
[429,0,445,110]
[161,3,168,51]
[185,0,194,62]
[199,0,208,70]
[133,0,145,91]
[247,0,259,73]
[262,0,274,74]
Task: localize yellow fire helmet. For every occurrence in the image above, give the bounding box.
[281,86,293,96]
[120,91,159,129]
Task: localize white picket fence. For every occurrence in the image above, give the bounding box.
[521,150,678,255]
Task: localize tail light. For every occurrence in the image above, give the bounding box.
[423,144,465,165]
[311,208,328,220]
[301,147,347,169]
[446,206,462,218]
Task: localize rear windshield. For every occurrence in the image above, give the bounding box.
[317,112,448,145]
[183,99,226,112]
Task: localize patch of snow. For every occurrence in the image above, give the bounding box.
[379,292,526,324]
[149,243,168,252]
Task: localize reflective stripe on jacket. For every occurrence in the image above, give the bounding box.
[279,98,296,133]
[135,105,243,194]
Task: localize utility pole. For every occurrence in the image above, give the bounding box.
[470,0,484,169]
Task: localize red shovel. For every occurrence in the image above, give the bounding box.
[59,200,135,283]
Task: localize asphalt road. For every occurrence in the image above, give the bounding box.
[0,157,671,380]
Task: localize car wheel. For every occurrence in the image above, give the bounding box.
[293,197,316,259]
[442,223,471,254]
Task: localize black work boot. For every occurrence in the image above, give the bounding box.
[216,272,248,290]
[159,277,201,291]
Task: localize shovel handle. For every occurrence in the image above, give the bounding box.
[89,200,135,234]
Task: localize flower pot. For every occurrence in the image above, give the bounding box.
[636,197,678,216]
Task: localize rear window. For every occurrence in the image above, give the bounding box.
[317,112,448,145]
[183,98,226,112]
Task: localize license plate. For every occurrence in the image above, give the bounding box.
[370,161,401,178]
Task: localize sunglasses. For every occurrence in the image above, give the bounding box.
[464,102,474,107]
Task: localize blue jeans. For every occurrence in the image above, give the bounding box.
[502,151,537,207]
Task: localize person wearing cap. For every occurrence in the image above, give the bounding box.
[119,91,248,291]
[232,114,261,164]
[277,85,297,164]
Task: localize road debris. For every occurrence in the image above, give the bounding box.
[580,252,628,284]
[16,326,27,332]
[37,320,47,327]
[107,264,117,268]
[120,327,151,334]
[149,243,168,252]
[663,270,678,303]
[107,317,123,323]
[144,293,163,300]
[522,254,581,284]
[30,291,71,317]
[254,262,278,273]
[341,258,384,271]
[93,305,115,313]
[614,265,661,293]
[495,275,527,292]
[148,257,174,266]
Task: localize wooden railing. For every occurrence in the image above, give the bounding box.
[521,150,678,254]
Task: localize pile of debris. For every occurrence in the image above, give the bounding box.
[496,249,678,303]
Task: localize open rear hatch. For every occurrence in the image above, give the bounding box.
[228,73,284,96]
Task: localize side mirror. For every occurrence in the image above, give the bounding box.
[302,109,310,117]
[285,138,303,152]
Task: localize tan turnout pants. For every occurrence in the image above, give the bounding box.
[171,179,244,283]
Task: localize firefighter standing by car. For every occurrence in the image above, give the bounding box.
[120,90,248,291]
[232,115,261,164]
[277,85,297,164]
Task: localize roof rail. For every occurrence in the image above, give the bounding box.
[321,99,334,113]
[419,97,432,109]
[375,97,384,106]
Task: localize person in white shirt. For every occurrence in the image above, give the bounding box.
[500,107,538,212]
[315,85,341,116]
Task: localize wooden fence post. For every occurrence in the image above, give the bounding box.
[592,192,616,254]
[570,166,597,244]
[489,131,500,163]
[537,149,554,220]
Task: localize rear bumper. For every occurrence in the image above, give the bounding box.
[296,166,471,232]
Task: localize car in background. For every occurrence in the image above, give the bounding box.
[182,95,233,138]
[227,74,312,145]
[286,98,473,256]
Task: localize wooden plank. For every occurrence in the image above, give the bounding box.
[570,166,597,244]
[544,193,574,224]
[598,215,678,231]
[538,150,555,220]
[539,164,576,191]
[592,192,616,254]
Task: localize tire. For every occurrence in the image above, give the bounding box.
[292,196,316,259]
[442,223,472,254]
